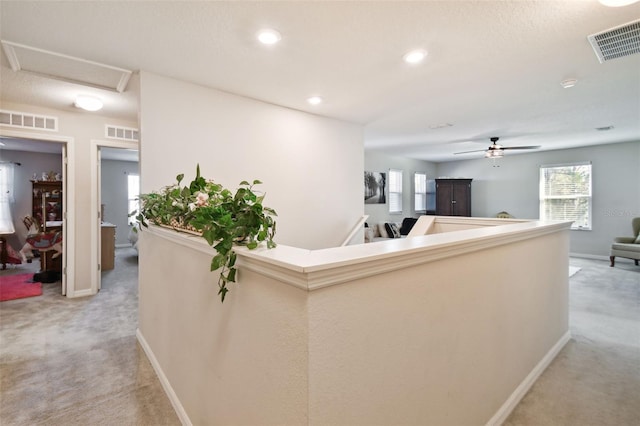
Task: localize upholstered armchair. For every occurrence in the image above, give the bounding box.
[610,217,640,267]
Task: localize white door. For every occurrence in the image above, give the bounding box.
[97,147,103,291]
[61,144,67,296]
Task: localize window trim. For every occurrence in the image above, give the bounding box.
[414,172,427,214]
[127,173,140,225]
[539,161,592,230]
[388,169,403,214]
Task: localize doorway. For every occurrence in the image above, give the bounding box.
[0,129,75,296]
[90,140,139,293]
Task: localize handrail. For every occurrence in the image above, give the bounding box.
[340,214,369,246]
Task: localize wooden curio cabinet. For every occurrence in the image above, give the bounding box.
[435,178,472,216]
[31,180,63,230]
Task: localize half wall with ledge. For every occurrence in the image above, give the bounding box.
[137,216,572,425]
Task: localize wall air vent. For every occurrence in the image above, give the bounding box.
[588,19,640,63]
[0,109,58,131]
[106,124,139,141]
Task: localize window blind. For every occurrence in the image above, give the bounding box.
[389,169,402,214]
[539,162,592,229]
[414,172,426,212]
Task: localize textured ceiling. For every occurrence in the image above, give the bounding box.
[0,1,638,162]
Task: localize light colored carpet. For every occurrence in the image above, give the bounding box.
[504,257,640,426]
[0,248,180,426]
[1,255,637,425]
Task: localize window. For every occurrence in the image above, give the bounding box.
[128,174,140,225]
[414,172,427,213]
[389,169,403,214]
[0,163,15,233]
[539,162,592,230]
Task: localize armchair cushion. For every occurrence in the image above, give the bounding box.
[615,236,637,244]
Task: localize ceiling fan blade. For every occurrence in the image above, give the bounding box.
[453,149,487,155]
[501,145,541,150]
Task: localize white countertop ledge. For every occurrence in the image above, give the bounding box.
[147,219,572,291]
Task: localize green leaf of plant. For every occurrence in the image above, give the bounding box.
[176,174,184,185]
[227,268,236,283]
[211,254,225,271]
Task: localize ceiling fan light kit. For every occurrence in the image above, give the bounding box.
[454,137,541,159]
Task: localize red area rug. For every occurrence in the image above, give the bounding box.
[0,274,42,302]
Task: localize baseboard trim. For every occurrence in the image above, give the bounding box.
[136,329,192,426]
[486,330,571,426]
[68,288,94,298]
[569,252,608,261]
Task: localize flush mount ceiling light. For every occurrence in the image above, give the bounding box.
[598,0,639,6]
[257,29,282,45]
[307,96,323,105]
[561,78,578,88]
[74,95,103,111]
[403,49,428,64]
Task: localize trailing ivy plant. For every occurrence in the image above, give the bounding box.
[132,165,277,302]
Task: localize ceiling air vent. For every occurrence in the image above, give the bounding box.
[106,124,139,142]
[588,19,640,63]
[0,109,58,131]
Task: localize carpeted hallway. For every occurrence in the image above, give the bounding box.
[0,248,180,425]
[0,253,638,425]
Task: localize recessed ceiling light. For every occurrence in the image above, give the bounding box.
[74,95,103,111]
[560,78,578,88]
[257,29,281,45]
[307,96,323,105]
[598,0,639,7]
[403,49,428,64]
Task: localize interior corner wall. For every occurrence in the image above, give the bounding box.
[364,150,437,225]
[138,71,363,250]
[435,141,640,257]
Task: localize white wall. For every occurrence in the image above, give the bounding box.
[139,71,363,250]
[364,150,437,225]
[0,150,62,249]
[436,141,640,257]
[138,219,570,425]
[101,159,139,245]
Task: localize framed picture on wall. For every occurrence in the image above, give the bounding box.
[364,171,386,204]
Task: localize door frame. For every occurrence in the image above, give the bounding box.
[90,139,139,294]
[0,129,76,297]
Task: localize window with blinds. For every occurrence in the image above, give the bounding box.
[414,172,426,213]
[539,162,592,230]
[128,174,140,225]
[389,169,403,214]
[0,163,15,233]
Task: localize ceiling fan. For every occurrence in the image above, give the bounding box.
[454,137,541,158]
